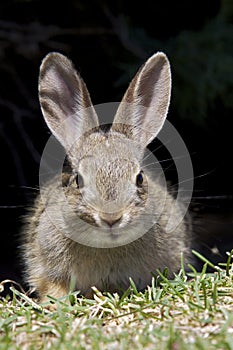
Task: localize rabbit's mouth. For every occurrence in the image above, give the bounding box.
[77,210,125,231]
[98,212,123,229]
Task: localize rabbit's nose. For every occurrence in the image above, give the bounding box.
[100,213,122,228]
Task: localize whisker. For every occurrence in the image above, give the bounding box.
[157,162,176,176]
[142,145,164,162]
[168,189,196,194]
[19,186,40,191]
[169,176,195,188]
[0,205,25,209]
[192,195,233,200]
[143,154,193,168]
[150,138,174,152]
[142,139,174,162]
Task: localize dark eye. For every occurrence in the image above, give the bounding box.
[136,171,144,187]
[75,172,84,189]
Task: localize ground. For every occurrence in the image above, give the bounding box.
[1,250,233,350]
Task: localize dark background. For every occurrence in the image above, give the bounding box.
[0,0,233,285]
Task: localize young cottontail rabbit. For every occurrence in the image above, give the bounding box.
[22,52,192,301]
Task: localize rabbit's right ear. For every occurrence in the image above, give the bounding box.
[112,52,171,147]
[39,53,99,151]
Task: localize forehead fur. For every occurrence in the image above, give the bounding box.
[69,130,143,205]
[69,130,143,169]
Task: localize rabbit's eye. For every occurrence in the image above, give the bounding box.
[136,171,144,187]
[75,173,84,189]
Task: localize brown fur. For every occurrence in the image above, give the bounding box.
[21,52,193,301]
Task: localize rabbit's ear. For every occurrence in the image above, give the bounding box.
[112,52,171,146]
[39,52,99,151]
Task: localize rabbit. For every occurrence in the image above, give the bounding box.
[21,51,193,301]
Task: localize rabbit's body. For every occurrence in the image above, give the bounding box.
[22,52,192,300]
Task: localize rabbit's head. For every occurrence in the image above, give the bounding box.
[38,52,171,247]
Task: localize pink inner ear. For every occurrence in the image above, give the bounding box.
[49,68,67,92]
[44,66,77,117]
[137,66,163,108]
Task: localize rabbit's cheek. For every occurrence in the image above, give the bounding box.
[120,212,130,227]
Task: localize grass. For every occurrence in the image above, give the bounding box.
[1,250,233,349]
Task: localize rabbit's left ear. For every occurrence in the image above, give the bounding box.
[39,53,99,151]
[112,52,171,146]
